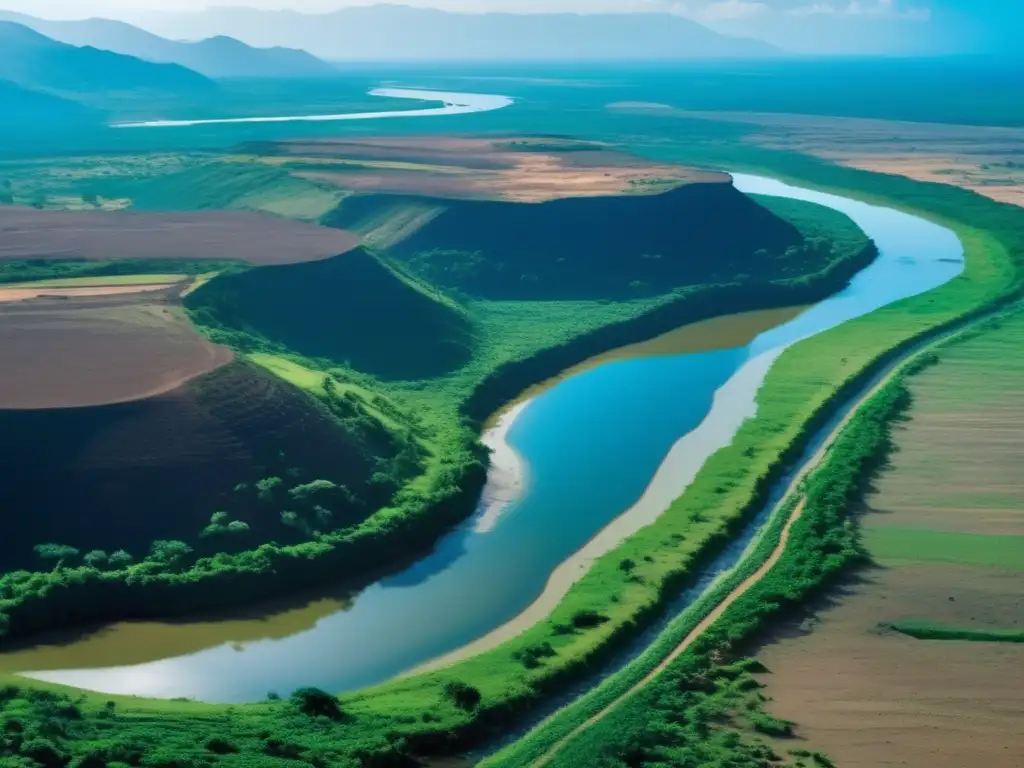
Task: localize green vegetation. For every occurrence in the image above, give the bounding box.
[7,273,186,288]
[863,528,1024,570]
[0,258,239,286]
[99,161,346,220]
[886,621,1024,643]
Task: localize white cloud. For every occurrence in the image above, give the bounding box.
[788,0,931,20]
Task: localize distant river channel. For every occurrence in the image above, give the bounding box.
[112,88,513,128]
[10,175,964,701]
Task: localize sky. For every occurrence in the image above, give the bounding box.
[1,0,1019,55]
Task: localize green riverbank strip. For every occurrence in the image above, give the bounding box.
[887,621,1024,644]
[864,528,1024,570]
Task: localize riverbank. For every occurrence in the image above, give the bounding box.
[0,148,1018,768]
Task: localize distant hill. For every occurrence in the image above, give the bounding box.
[0,21,214,97]
[0,79,97,126]
[127,4,782,61]
[0,12,338,79]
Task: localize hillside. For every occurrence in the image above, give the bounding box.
[0,12,338,79]
[0,21,213,97]
[0,79,97,126]
[127,5,782,61]
[186,247,477,380]
[0,360,408,573]
[329,182,831,300]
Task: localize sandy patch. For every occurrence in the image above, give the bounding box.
[0,207,361,264]
[0,283,179,303]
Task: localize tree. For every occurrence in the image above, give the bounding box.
[227,521,250,534]
[444,681,482,711]
[109,550,133,569]
[33,544,79,570]
[148,540,192,567]
[288,479,338,504]
[83,550,108,569]
[289,688,343,721]
[256,477,283,504]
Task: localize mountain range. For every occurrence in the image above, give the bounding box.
[0,12,338,79]
[125,4,782,61]
[0,21,214,98]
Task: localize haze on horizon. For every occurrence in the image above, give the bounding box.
[0,0,1019,55]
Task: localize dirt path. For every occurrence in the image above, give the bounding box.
[532,496,807,766]
[530,311,998,766]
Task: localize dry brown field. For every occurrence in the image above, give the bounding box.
[0,288,232,409]
[248,135,728,203]
[753,314,1024,768]
[0,207,361,264]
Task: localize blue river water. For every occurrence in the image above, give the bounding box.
[23,174,964,701]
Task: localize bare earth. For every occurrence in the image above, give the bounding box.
[756,321,1024,768]
[610,106,1024,208]
[0,289,233,409]
[0,283,179,303]
[756,563,1024,768]
[248,135,728,203]
[0,208,361,264]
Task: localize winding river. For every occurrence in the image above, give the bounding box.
[112,88,513,128]
[15,175,964,702]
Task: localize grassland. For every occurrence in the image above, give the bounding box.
[863,528,1024,570]
[0,154,346,221]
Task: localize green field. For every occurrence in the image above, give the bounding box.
[864,528,1024,570]
[888,621,1024,643]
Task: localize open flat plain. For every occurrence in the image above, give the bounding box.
[245,135,728,202]
[0,207,361,263]
[754,313,1024,768]
[610,105,1024,208]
